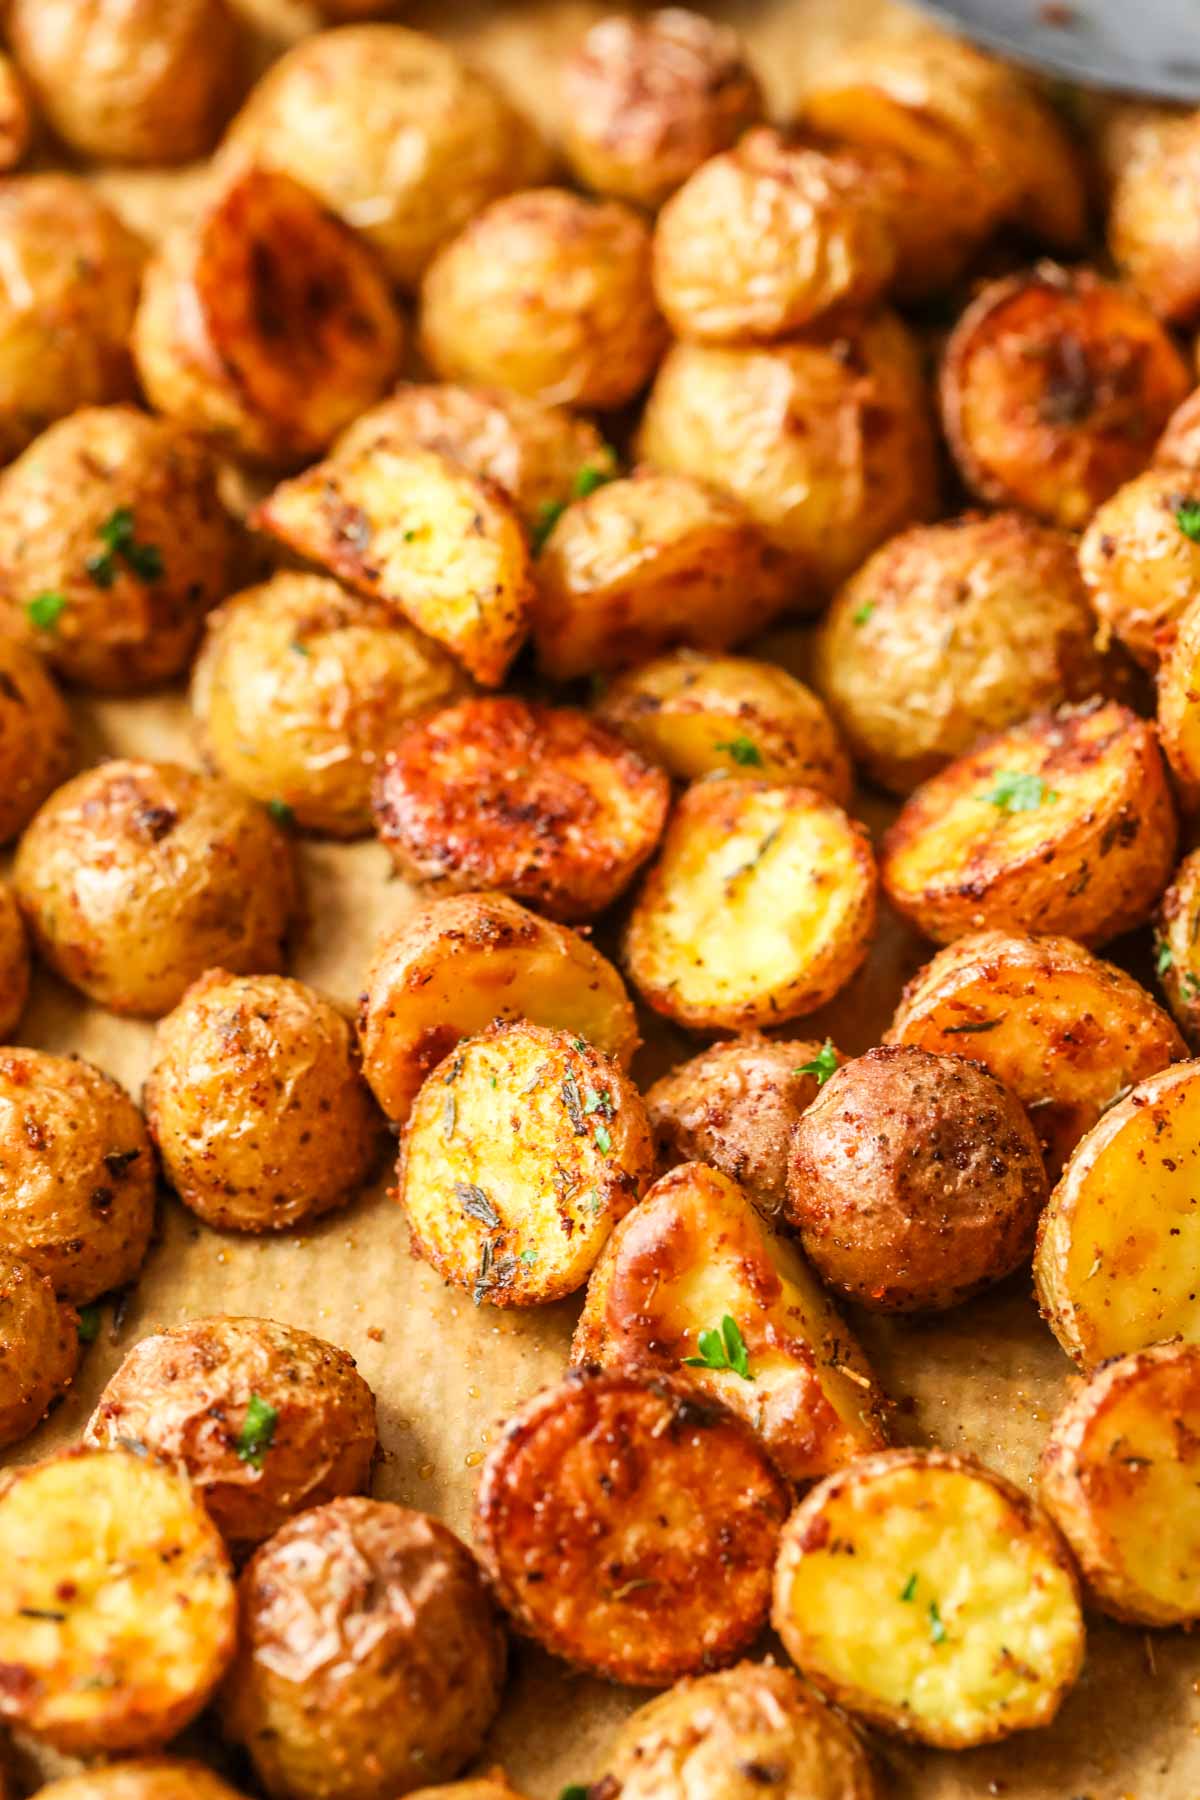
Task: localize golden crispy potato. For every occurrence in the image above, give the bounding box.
[1155,383,1200,471]
[1035,1059,1200,1365]
[0,1048,154,1304]
[420,188,666,411]
[14,760,296,1018]
[0,629,72,845]
[397,1023,653,1306]
[256,444,533,688]
[474,1368,790,1685]
[597,651,850,801]
[221,25,549,288]
[1079,469,1200,668]
[772,1448,1084,1748]
[133,169,403,469]
[147,972,383,1234]
[787,1045,1046,1312]
[358,891,639,1125]
[85,1316,377,1557]
[1107,110,1200,326]
[0,1252,78,1451]
[624,780,876,1032]
[880,700,1178,948]
[939,265,1191,530]
[35,1761,251,1800]
[191,574,469,837]
[637,317,937,601]
[9,0,240,164]
[0,53,32,171]
[222,1499,506,1800]
[646,1033,843,1216]
[0,1446,236,1754]
[816,513,1112,795]
[0,883,28,1041]
[407,1783,526,1800]
[1155,849,1200,1045]
[592,1662,880,1800]
[0,407,242,693]
[1157,589,1200,808]
[0,175,144,464]
[533,472,790,680]
[572,1162,888,1484]
[888,930,1184,1178]
[561,9,762,209]
[374,697,669,921]
[653,131,895,342]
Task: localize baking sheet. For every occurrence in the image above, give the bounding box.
[6,2,1198,1795]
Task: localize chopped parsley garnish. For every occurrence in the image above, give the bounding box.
[530,457,618,553]
[979,771,1057,813]
[683,1313,753,1382]
[852,601,876,627]
[594,1123,612,1155]
[559,1787,590,1800]
[290,640,311,657]
[1176,500,1200,543]
[713,735,763,768]
[27,591,67,632]
[235,1394,278,1469]
[519,1248,538,1266]
[583,1086,613,1118]
[928,1599,947,1645]
[794,1040,838,1086]
[267,799,294,826]
[900,1572,918,1602]
[1157,940,1175,975]
[77,1304,102,1344]
[86,507,163,588]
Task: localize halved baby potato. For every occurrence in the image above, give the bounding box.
[1156,589,1200,809]
[571,1162,888,1484]
[624,780,877,1031]
[1079,468,1200,668]
[1155,849,1200,1046]
[33,1761,252,1800]
[772,1448,1085,1749]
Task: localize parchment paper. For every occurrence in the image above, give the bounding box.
[7,3,1199,1796]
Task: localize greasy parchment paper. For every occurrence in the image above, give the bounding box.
[5,2,1198,1795]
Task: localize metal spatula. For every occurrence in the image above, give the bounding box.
[914,0,1200,100]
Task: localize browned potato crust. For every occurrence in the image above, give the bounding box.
[1155,383,1200,471]
[14,760,296,1018]
[474,1368,790,1686]
[0,1251,78,1450]
[374,697,669,921]
[221,1499,506,1800]
[0,630,72,845]
[35,1761,252,1800]
[1155,849,1200,1045]
[880,700,1178,948]
[85,1316,377,1557]
[407,1783,526,1800]
[0,53,32,171]
[939,265,1191,530]
[561,9,763,209]
[1108,110,1200,325]
[0,407,242,693]
[1079,468,1200,668]
[420,188,666,411]
[0,1048,154,1303]
[1157,589,1200,807]
[0,883,29,1042]
[787,1044,1047,1312]
[817,514,1112,795]
[357,891,640,1125]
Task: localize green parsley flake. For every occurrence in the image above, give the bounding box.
[852,602,875,627]
[795,1040,838,1086]
[235,1394,278,1469]
[594,1122,612,1155]
[520,1248,538,1266]
[683,1313,753,1382]
[27,591,67,632]
[267,799,294,826]
[290,641,311,658]
[1157,941,1174,975]
[928,1599,947,1645]
[559,1787,590,1800]
[713,735,763,768]
[900,1573,918,1602]
[77,1304,103,1345]
[980,771,1057,813]
[1176,500,1200,543]
[86,506,163,588]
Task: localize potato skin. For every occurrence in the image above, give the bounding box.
[1108,110,1200,326]
[85,1316,377,1557]
[1155,849,1200,1045]
[406,1784,526,1800]
[1079,468,1200,669]
[880,700,1178,949]
[1154,383,1200,472]
[0,1251,78,1450]
[0,883,29,1041]
[374,697,670,922]
[420,188,666,411]
[474,1368,790,1686]
[939,265,1191,530]
[0,407,243,693]
[0,1048,154,1303]
[357,891,640,1126]
[14,760,297,1018]
[817,513,1112,795]
[1157,589,1200,808]
[34,1762,252,1800]
[0,631,72,845]
[0,54,32,172]
[221,1499,506,1800]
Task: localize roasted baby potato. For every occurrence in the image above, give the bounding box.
[0,884,29,1041]
[0,1048,154,1303]
[561,9,763,210]
[0,630,72,845]
[939,265,1191,530]
[15,760,297,1018]
[9,0,241,164]
[1155,849,1200,1045]
[816,513,1112,795]
[772,1448,1085,1748]
[1157,590,1200,808]
[397,1023,653,1306]
[133,168,403,468]
[645,1033,843,1216]
[0,175,144,463]
[880,701,1178,948]
[374,697,669,921]
[0,1252,78,1450]
[1039,1340,1200,1625]
[35,1761,251,1800]
[787,1045,1047,1312]
[591,1662,880,1800]
[474,1368,790,1686]
[407,1784,526,1800]
[0,1446,236,1754]
[255,444,533,687]
[358,891,639,1125]
[0,53,32,171]
[191,573,469,837]
[85,1316,377,1558]
[0,406,243,693]
[222,1499,506,1800]
[888,930,1184,1177]
[637,317,937,601]
[419,188,666,411]
[221,25,549,287]
[1107,110,1200,325]
[1155,383,1200,472]
[147,972,383,1234]
[572,1162,888,1484]
[597,651,851,800]
[653,131,895,342]
[624,779,877,1032]
[1079,468,1200,668]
